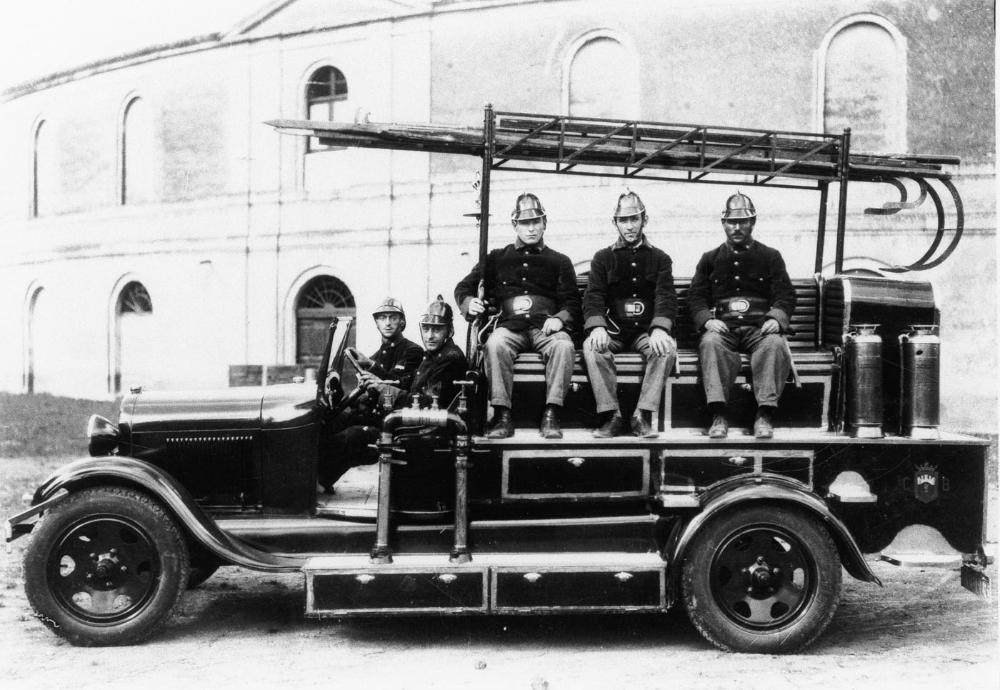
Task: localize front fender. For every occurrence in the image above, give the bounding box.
[20,456,305,572]
[671,475,881,585]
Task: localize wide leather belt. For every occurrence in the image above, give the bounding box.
[611,297,651,323]
[500,294,557,320]
[714,296,769,321]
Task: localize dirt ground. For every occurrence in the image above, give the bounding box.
[1,536,996,690]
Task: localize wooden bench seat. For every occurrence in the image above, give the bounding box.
[507,278,834,432]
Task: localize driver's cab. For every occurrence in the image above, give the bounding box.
[314,316,457,521]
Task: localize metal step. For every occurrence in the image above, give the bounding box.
[304,552,668,617]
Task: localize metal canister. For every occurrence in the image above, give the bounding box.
[899,324,940,439]
[844,324,884,438]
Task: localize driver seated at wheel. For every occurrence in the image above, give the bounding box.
[342,297,424,424]
[319,295,468,492]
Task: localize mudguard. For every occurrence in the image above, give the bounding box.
[670,474,881,585]
[10,456,306,572]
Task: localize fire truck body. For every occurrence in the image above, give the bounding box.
[5,107,990,652]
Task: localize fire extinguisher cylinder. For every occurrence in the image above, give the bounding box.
[899,324,941,439]
[845,324,884,438]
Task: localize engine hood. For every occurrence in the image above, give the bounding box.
[123,383,318,435]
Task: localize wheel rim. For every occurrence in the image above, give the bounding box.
[709,522,816,631]
[46,515,161,624]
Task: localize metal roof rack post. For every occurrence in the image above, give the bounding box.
[834,128,851,274]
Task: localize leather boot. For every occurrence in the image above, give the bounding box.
[592,412,624,438]
[708,413,728,439]
[630,410,658,438]
[486,407,514,439]
[754,406,775,439]
[540,405,563,439]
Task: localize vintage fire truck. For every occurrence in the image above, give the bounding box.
[5,107,991,652]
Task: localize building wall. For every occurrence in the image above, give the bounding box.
[0,0,994,431]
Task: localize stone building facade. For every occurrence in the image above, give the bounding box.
[0,0,993,430]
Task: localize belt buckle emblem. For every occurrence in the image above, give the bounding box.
[512,296,533,315]
[728,298,750,313]
[624,300,645,316]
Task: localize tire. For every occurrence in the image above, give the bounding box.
[681,505,841,654]
[23,486,190,646]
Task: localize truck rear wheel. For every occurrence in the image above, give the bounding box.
[681,505,841,653]
[23,486,190,646]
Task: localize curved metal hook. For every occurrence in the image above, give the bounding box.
[883,176,964,272]
[863,176,927,215]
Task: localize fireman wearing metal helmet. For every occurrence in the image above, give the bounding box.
[455,192,581,439]
[319,295,468,493]
[582,191,677,437]
[687,192,797,439]
[409,295,468,410]
[346,297,423,394]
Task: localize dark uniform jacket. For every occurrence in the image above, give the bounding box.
[455,241,582,333]
[366,335,424,391]
[582,237,677,338]
[688,240,796,332]
[396,340,469,411]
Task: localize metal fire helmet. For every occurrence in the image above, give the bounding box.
[613,191,646,219]
[511,192,547,222]
[419,295,454,326]
[372,297,405,318]
[721,191,757,220]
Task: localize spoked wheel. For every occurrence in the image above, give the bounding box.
[24,487,189,646]
[682,505,841,653]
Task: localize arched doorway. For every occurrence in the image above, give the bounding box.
[114,281,155,393]
[295,275,356,370]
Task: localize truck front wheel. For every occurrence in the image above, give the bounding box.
[681,505,841,653]
[23,486,190,646]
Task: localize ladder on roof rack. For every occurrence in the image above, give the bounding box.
[491,111,956,188]
[267,106,964,273]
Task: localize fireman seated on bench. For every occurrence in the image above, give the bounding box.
[581,191,677,439]
[688,192,796,440]
[455,192,582,440]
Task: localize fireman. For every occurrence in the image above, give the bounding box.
[581,191,677,438]
[455,192,581,439]
[320,295,468,492]
[345,297,424,411]
[687,192,796,439]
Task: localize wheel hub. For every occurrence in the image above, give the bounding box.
[49,516,159,622]
[710,525,815,630]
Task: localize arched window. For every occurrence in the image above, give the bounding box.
[24,285,44,393]
[820,17,906,152]
[118,282,153,314]
[295,275,356,368]
[114,281,154,393]
[564,34,639,119]
[121,97,155,204]
[306,66,349,152]
[32,120,55,217]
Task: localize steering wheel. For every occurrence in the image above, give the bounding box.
[330,383,368,418]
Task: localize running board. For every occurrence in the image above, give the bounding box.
[303,552,668,616]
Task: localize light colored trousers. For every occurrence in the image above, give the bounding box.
[485,326,575,408]
[699,327,790,406]
[583,331,676,414]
